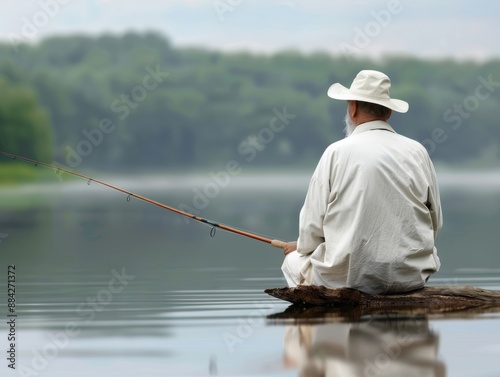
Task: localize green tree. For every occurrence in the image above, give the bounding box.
[0,78,53,161]
[1,32,499,170]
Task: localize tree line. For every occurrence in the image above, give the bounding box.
[0,31,499,172]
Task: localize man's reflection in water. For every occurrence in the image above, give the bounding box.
[283,316,446,377]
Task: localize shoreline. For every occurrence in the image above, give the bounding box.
[2,169,500,191]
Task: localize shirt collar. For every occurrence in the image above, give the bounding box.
[351,120,395,136]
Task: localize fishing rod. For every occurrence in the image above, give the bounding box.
[0,151,287,249]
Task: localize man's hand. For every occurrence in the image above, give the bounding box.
[283,241,297,256]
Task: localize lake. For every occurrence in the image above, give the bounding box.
[1,170,500,376]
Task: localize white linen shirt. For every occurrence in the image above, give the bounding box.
[284,120,442,294]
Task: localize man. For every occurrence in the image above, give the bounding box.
[282,70,442,294]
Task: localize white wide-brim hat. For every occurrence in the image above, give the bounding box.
[327,70,409,113]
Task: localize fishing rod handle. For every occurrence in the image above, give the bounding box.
[271,239,287,249]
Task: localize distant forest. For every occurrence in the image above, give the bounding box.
[0,31,499,172]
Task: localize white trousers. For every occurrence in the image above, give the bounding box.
[281,251,312,287]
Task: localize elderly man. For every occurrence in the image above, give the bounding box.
[282,70,442,294]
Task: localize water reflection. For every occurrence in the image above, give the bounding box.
[283,316,445,377]
[1,174,500,375]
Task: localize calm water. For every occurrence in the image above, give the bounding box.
[1,171,500,376]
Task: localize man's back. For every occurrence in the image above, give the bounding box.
[295,121,442,293]
[282,70,442,294]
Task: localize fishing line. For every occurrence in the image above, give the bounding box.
[0,150,287,249]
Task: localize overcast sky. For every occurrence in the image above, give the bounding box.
[1,0,499,61]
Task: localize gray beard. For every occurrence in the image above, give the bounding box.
[343,112,356,138]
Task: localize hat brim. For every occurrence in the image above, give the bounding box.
[327,83,409,113]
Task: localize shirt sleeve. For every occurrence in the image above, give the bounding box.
[296,152,332,255]
[425,155,443,239]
